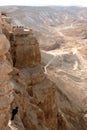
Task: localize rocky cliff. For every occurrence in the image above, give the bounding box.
[0,13,59,130]
[1,12,87,130]
[0,33,12,130]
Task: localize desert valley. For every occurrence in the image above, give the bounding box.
[0,6,87,130]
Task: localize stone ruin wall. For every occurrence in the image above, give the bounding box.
[1,14,41,68]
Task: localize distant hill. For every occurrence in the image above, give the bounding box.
[1,6,87,50]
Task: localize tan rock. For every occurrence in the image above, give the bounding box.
[32,79,58,130]
[0,34,10,56]
[1,13,85,130]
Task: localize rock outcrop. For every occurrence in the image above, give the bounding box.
[1,12,87,130]
[0,33,12,130]
[0,13,59,130]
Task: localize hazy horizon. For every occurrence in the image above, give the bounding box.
[0,0,87,7]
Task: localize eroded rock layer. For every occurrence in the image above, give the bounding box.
[0,13,60,130]
[0,12,87,130]
[0,33,12,130]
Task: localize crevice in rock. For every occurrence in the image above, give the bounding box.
[11,107,18,121]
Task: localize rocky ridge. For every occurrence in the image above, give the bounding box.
[1,6,87,50]
[1,12,87,130]
[0,13,59,130]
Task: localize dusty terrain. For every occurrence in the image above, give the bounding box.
[0,6,87,50]
[1,6,87,49]
[0,6,87,130]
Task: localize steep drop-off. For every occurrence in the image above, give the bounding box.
[0,13,66,130]
[1,12,87,130]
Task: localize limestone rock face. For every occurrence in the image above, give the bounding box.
[8,64,58,130]
[1,13,85,130]
[0,13,71,130]
[0,34,10,56]
[11,34,41,68]
[32,79,57,130]
[0,17,58,130]
[0,33,12,130]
